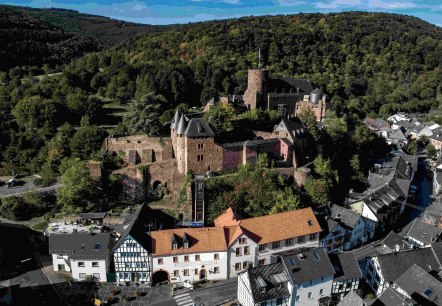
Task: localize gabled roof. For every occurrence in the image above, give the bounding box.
[372,287,414,306]
[183,118,215,137]
[376,247,441,282]
[224,208,321,245]
[394,264,442,306]
[79,212,107,220]
[330,205,363,229]
[281,247,335,285]
[407,217,442,245]
[247,262,290,304]
[214,207,241,227]
[386,129,407,142]
[112,204,175,253]
[49,233,111,260]
[268,78,313,94]
[381,231,412,252]
[150,227,227,256]
[337,291,366,306]
[329,252,362,282]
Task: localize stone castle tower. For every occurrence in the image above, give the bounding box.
[175,114,187,174]
[243,69,269,110]
[170,109,180,157]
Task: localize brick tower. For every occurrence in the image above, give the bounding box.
[243,69,269,110]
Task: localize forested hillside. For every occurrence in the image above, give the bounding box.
[62,12,441,115]
[0,12,440,175]
[0,5,166,70]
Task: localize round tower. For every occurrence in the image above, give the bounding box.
[170,109,181,157]
[294,167,311,187]
[243,69,269,109]
[176,114,186,174]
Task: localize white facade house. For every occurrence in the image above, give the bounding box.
[321,205,371,254]
[388,113,410,124]
[49,233,111,282]
[150,227,229,284]
[216,207,322,278]
[363,246,441,297]
[238,248,335,306]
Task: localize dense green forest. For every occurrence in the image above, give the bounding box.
[0,5,167,70]
[0,10,440,176]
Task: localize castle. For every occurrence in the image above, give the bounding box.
[243,69,327,121]
[170,110,295,175]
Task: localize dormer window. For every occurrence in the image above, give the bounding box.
[183,233,190,249]
[171,233,179,250]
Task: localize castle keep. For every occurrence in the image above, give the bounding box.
[243,68,327,121]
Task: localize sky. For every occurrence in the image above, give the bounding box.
[1,0,441,26]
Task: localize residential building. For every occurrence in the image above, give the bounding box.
[423,199,442,230]
[238,262,290,306]
[363,244,442,296]
[392,264,442,306]
[320,205,372,253]
[238,248,334,306]
[337,291,366,306]
[282,248,335,305]
[150,227,228,284]
[380,231,412,253]
[112,204,176,284]
[329,252,362,300]
[49,233,112,282]
[216,207,322,277]
[387,113,411,124]
[405,217,442,247]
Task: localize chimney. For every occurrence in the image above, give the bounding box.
[394,244,400,253]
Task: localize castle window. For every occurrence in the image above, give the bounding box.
[197,155,204,162]
[198,143,204,149]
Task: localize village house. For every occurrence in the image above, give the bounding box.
[329,252,362,301]
[150,227,229,284]
[238,247,335,306]
[363,243,442,296]
[49,233,112,282]
[215,207,322,277]
[405,216,442,247]
[112,204,176,284]
[320,205,372,254]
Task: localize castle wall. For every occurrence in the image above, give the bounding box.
[112,166,146,201]
[267,93,301,116]
[106,135,173,164]
[294,97,326,122]
[222,145,244,170]
[185,137,223,174]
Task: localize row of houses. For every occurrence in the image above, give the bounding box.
[49,206,324,284]
[242,206,442,306]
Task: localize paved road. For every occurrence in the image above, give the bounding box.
[190,278,237,306]
[0,183,62,198]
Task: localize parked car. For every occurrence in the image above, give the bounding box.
[6,178,18,188]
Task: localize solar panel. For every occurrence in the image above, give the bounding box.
[288,258,296,266]
[424,289,433,297]
[94,243,101,250]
